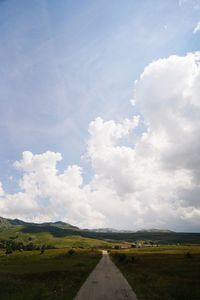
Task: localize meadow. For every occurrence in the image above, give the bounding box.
[0,225,113,249]
[111,245,200,300]
[1,218,200,299]
[0,248,101,300]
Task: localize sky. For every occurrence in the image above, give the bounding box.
[0,0,200,231]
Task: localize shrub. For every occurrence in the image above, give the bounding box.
[40,245,45,254]
[45,244,55,249]
[5,246,13,254]
[68,249,76,256]
[118,253,128,262]
[185,252,192,259]
[114,245,120,250]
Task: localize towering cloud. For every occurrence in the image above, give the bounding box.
[0,52,200,231]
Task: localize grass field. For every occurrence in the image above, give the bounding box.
[1,220,200,300]
[0,226,113,249]
[0,248,101,300]
[111,245,200,300]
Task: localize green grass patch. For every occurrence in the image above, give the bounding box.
[0,248,101,300]
[111,245,200,300]
[0,226,112,249]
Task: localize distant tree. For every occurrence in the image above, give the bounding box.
[40,245,45,254]
[46,244,55,250]
[118,253,127,262]
[5,245,13,254]
[25,242,36,251]
[68,249,75,256]
[186,252,192,259]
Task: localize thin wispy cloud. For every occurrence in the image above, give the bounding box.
[194,21,200,33]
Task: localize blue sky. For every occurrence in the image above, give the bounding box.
[0,0,200,229]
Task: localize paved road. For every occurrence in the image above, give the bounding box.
[74,250,137,300]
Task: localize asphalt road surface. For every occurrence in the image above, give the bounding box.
[74,250,138,300]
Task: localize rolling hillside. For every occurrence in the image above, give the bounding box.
[0,217,111,249]
[0,216,200,247]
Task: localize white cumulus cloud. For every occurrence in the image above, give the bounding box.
[0,151,105,228]
[0,52,200,231]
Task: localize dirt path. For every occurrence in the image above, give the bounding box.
[74,250,137,300]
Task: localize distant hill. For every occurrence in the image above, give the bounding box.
[41,221,79,231]
[93,228,174,234]
[0,217,12,229]
[0,216,111,249]
[0,217,79,231]
[136,229,174,233]
[0,216,200,245]
[86,228,134,233]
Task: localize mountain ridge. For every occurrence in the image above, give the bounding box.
[0,216,79,231]
[0,216,200,245]
[0,216,174,233]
